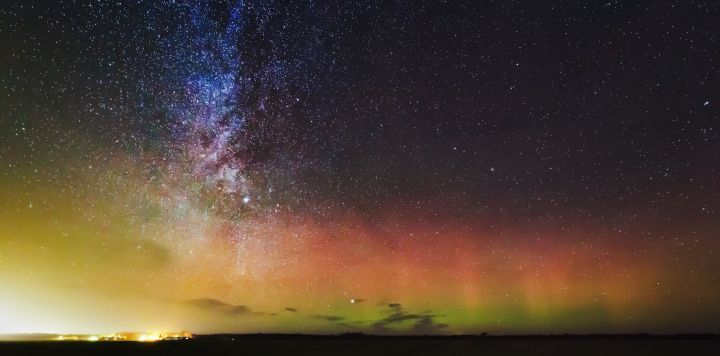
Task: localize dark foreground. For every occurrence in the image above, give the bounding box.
[1,335,718,356]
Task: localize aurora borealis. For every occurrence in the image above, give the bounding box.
[1,0,720,336]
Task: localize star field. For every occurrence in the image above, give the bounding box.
[0,0,719,334]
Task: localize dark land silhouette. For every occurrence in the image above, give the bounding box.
[1,334,718,356]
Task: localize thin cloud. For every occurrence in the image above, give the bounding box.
[313,315,345,322]
[371,303,449,334]
[184,298,251,316]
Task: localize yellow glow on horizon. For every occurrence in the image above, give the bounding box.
[138,333,161,342]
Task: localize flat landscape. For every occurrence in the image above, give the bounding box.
[1,335,718,356]
[2,0,720,352]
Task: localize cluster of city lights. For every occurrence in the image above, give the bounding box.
[54,332,192,342]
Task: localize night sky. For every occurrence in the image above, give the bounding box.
[1,0,719,335]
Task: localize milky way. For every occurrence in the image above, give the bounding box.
[1,0,719,334]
